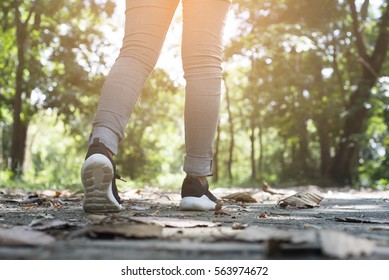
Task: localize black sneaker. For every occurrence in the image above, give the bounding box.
[81,138,123,213]
[179,175,218,211]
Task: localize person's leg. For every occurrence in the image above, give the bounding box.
[82,0,179,213]
[91,0,180,155]
[180,0,231,210]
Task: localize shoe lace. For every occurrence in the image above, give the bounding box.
[115,173,126,182]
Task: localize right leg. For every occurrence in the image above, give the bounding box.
[82,0,179,213]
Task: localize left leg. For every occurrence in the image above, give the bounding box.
[180,0,231,210]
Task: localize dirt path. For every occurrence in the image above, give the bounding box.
[1,185,388,259]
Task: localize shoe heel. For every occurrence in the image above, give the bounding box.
[81,154,123,213]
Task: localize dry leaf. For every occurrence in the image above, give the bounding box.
[319,230,375,258]
[75,224,162,239]
[31,220,74,231]
[303,224,321,230]
[129,216,221,228]
[19,197,48,205]
[369,226,389,231]
[41,190,60,197]
[0,198,21,204]
[278,191,323,208]
[335,217,389,225]
[231,223,248,230]
[214,210,231,216]
[214,201,223,211]
[222,192,257,203]
[235,226,317,245]
[262,181,285,195]
[235,227,293,242]
[0,227,55,246]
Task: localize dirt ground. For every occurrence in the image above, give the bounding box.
[0,184,388,260]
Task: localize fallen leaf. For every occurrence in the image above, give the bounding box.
[19,197,48,205]
[75,224,162,239]
[41,190,60,197]
[369,226,389,231]
[222,192,257,203]
[278,191,323,208]
[262,181,285,195]
[235,227,293,242]
[0,198,21,204]
[235,226,317,245]
[231,223,248,230]
[214,201,230,215]
[303,224,321,230]
[259,213,267,218]
[129,216,221,228]
[291,231,317,244]
[319,230,375,258]
[335,217,389,225]
[214,210,231,216]
[0,227,55,246]
[215,201,223,211]
[31,220,74,231]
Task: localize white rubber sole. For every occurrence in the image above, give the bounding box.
[81,154,123,213]
[179,195,217,211]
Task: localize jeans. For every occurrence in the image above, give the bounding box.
[90,0,231,176]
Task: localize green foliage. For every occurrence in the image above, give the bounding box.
[23,111,84,189]
[216,0,389,187]
[1,0,389,189]
[0,0,116,176]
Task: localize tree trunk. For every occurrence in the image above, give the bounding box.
[250,124,256,180]
[329,75,373,183]
[298,119,309,174]
[224,77,234,182]
[0,127,3,169]
[10,2,28,177]
[317,119,331,177]
[330,1,389,184]
[257,121,263,176]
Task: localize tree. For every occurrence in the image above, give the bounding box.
[225,0,389,186]
[330,0,389,184]
[0,0,115,177]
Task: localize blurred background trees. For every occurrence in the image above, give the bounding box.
[1,0,388,190]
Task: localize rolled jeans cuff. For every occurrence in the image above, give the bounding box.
[90,126,119,155]
[183,155,213,176]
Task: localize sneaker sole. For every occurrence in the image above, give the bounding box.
[179,195,216,211]
[81,154,123,213]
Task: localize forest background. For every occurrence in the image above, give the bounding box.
[1,0,389,192]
